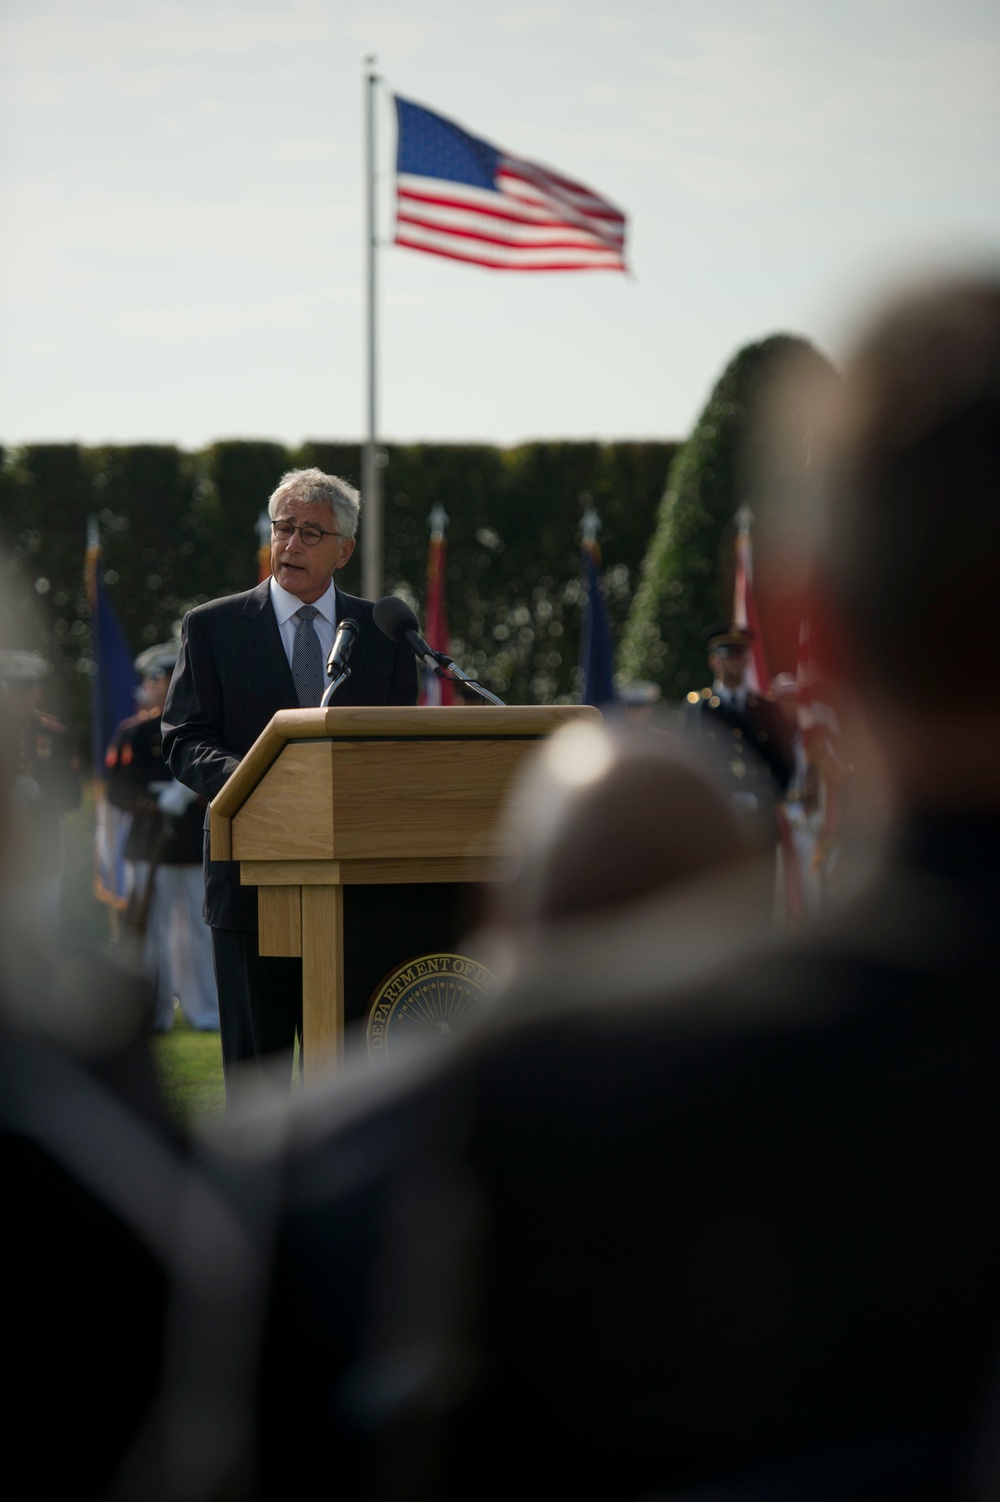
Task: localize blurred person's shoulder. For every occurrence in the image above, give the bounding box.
[474,814,999,1060]
[224,813,1000,1177]
[0,927,177,1139]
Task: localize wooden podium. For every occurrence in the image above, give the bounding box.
[209,704,599,1081]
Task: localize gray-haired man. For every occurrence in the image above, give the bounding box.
[162,468,417,1086]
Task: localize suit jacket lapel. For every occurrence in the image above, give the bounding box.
[241,579,297,703]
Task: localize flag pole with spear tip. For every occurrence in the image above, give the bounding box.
[361,54,383,601]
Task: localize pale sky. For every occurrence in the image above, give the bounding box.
[1,0,998,451]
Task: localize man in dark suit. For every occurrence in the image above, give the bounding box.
[162,467,416,1085]
[193,280,1000,1502]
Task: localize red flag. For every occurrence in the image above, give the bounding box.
[731,506,771,694]
[733,508,809,927]
[420,505,454,706]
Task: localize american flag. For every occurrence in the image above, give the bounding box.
[394,96,627,273]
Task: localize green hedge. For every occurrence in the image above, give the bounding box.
[0,438,678,765]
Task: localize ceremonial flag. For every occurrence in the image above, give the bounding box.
[85,519,139,908]
[420,505,454,706]
[394,96,627,273]
[580,510,616,707]
[732,507,807,925]
[732,506,771,694]
[257,511,272,583]
[795,614,845,898]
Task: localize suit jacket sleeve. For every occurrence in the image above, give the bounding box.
[161,607,242,802]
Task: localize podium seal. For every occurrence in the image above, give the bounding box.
[366,952,498,1062]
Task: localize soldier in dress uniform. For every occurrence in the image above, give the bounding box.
[0,648,81,936]
[106,658,161,928]
[106,643,219,1032]
[681,623,795,855]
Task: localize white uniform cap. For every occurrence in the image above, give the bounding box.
[0,650,52,684]
[134,642,179,680]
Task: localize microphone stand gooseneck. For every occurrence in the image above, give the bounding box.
[428,651,506,707]
[320,668,350,708]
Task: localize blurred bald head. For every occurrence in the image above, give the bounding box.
[820,275,1000,712]
[496,721,746,928]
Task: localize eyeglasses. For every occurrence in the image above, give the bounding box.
[271,519,345,547]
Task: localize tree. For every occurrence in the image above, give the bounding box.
[619,335,836,699]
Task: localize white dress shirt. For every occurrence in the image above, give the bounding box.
[269,576,338,671]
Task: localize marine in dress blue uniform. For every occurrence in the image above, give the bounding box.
[106,643,219,1031]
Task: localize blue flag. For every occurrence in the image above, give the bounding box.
[580,538,616,708]
[86,520,139,907]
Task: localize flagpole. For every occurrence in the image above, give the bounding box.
[362,54,383,601]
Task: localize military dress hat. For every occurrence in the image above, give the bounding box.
[705,623,753,650]
[134,642,179,680]
[0,649,52,684]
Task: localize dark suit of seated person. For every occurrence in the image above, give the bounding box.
[194,279,1000,1502]
[0,590,260,1502]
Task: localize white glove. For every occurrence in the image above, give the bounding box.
[151,778,198,816]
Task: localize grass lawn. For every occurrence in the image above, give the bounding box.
[153,1019,226,1126]
[152,1023,304,1127]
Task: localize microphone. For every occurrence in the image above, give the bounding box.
[373,595,507,706]
[326,617,359,678]
[373,596,439,672]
